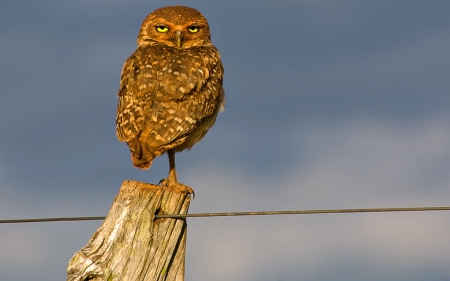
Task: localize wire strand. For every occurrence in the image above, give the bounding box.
[0,217,106,224]
[1,206,449,224]
[155,206,450,218]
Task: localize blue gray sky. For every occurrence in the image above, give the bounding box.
[1,1,450,280]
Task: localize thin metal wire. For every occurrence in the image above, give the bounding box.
[155,206,450,218]
[0,217,106,224]
[1,206,449,224]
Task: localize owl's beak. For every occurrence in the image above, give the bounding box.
[175,30,182,49]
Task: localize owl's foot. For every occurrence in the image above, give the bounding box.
[172,182,195,198]
[161,150,195,197]
[159,178,195,198]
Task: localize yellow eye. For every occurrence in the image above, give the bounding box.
[156,25,169,33]
[188,26,199,33]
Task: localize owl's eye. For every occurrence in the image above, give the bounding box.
[156,25,169,33]
[188,26,199,33]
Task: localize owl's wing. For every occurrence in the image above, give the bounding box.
[115,54,147,143]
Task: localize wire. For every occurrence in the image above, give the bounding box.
[155,206,450,218]
[1,206,449,224]
[0,217,106,224]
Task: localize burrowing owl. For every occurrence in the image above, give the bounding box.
[116,6,224,194]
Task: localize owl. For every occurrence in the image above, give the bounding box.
[116,6,225,194]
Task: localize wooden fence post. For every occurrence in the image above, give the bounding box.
[67,180,191,281]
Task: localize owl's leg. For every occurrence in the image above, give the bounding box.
[162,149,194,196]
[167,149,178,183]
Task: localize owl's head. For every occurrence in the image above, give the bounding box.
[137,6,212,49]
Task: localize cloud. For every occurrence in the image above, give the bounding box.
[184,116,450,281]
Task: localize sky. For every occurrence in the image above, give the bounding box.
[1,0,450,280]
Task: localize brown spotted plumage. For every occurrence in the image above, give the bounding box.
[116,6,224,194]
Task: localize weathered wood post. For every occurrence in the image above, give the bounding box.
[67,180,191,281]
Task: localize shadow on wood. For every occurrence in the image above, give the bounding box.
[67,180,191,281]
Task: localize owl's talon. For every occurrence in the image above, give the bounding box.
[175,183,195,199]
[161,178,195,198]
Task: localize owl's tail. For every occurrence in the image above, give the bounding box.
[127,137,154,170]
[131,154,153,170]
